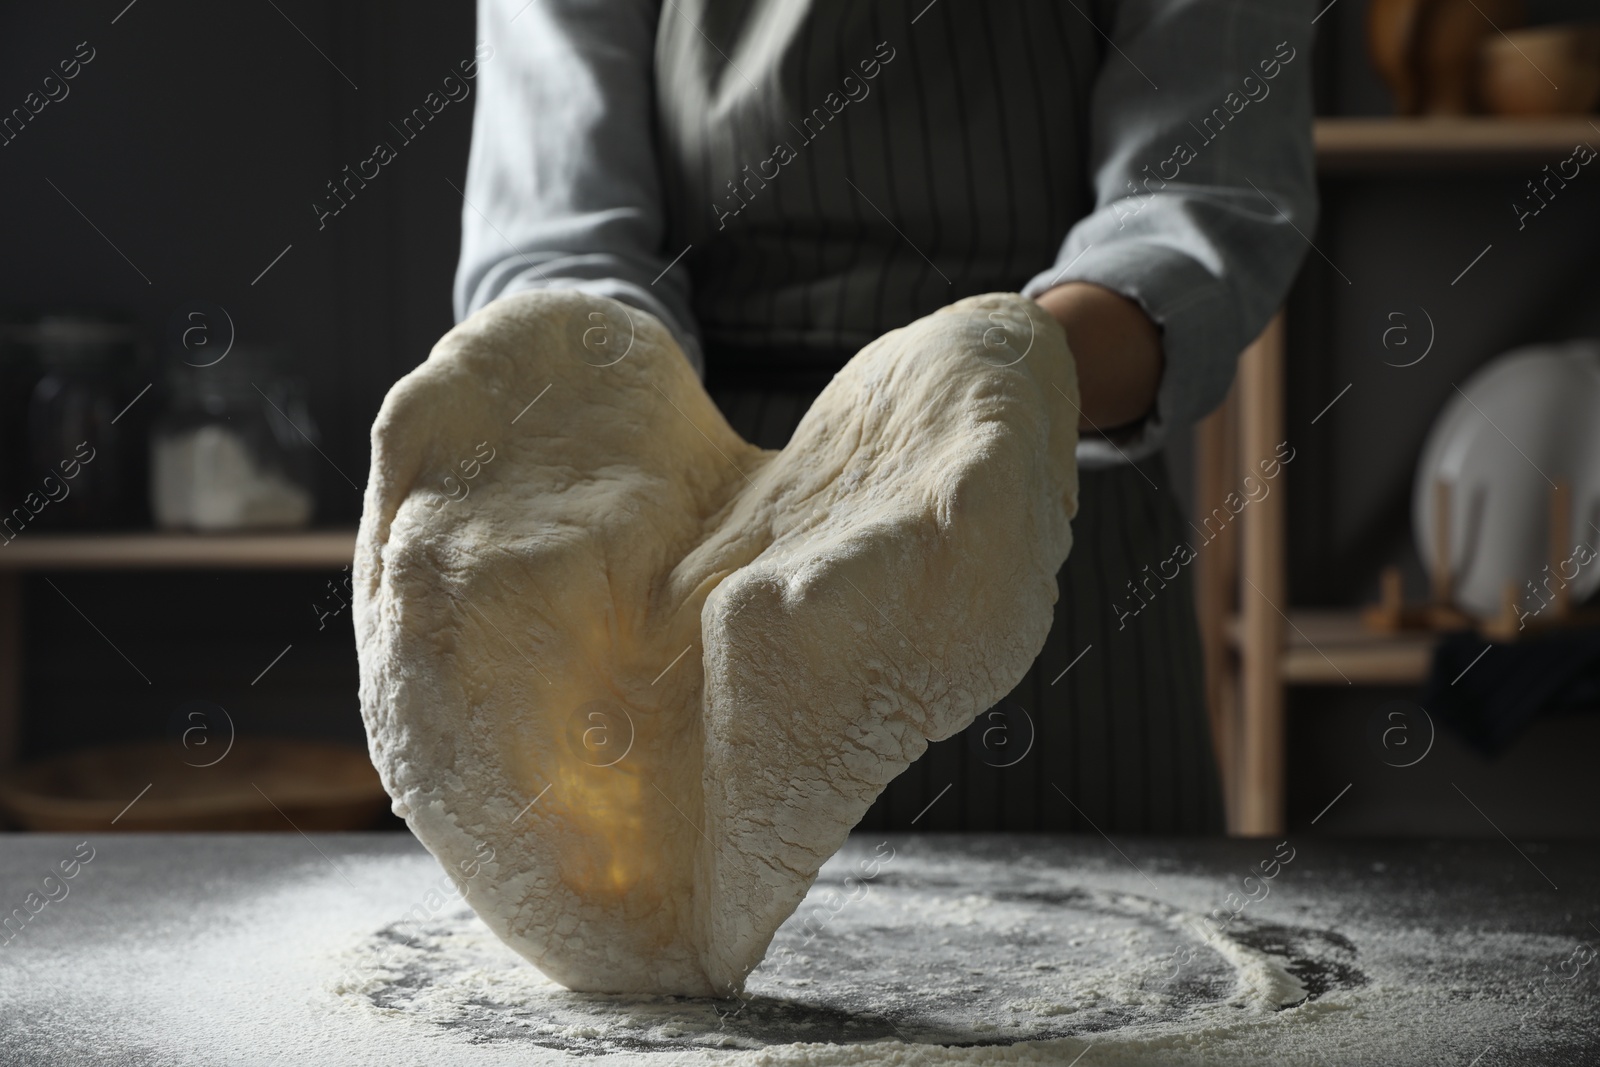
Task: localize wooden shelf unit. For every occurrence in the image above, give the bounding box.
[1201,117,1595,834]
[0,531,357,766]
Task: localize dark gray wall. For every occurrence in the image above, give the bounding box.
[3,0,476,763]
[3,1,474,524]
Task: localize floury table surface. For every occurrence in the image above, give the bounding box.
[1,833,1596,1066]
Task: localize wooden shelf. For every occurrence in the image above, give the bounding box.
[1226,609,1438,686]
[1202,117,1593,831]
[0,531,357,570]
[1315,116,1600,172]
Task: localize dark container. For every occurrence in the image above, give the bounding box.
[11,314,148,533]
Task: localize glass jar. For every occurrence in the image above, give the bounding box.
[14,314,146,531]
[149,350,317,531]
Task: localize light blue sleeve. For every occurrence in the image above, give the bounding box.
[453,0,704,374]
[1020,0,1317,464]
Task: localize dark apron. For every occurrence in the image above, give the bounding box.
[705,359,1225,836]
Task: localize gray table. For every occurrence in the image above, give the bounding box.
[1,833,1596,1066]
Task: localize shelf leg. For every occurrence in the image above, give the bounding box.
[1237,312,1288,836]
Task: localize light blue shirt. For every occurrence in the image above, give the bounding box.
[454,0,1317,464]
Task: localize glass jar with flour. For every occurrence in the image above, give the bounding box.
[149,350,317,531]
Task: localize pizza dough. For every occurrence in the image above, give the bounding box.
[354,289,1078,997]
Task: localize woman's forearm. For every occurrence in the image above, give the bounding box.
[1031,282,1164,435]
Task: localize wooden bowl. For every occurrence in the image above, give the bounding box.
[1481,24,1600,116]
[1368,0,1431,114]
[0,739,391,832]
[1369,0,1527,115]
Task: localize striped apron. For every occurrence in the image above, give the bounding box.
[663,0,1225,833]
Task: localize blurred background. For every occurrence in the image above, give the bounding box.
[1,0,1597,838]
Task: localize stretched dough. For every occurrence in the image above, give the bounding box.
[355,290,1078,996]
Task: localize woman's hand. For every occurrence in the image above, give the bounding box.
[1031,282,1164,436]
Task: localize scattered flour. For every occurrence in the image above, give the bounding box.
[315,842,1590,1065]
[4,837,1595,1066]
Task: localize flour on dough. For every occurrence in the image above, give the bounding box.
[354,290,1079,996]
